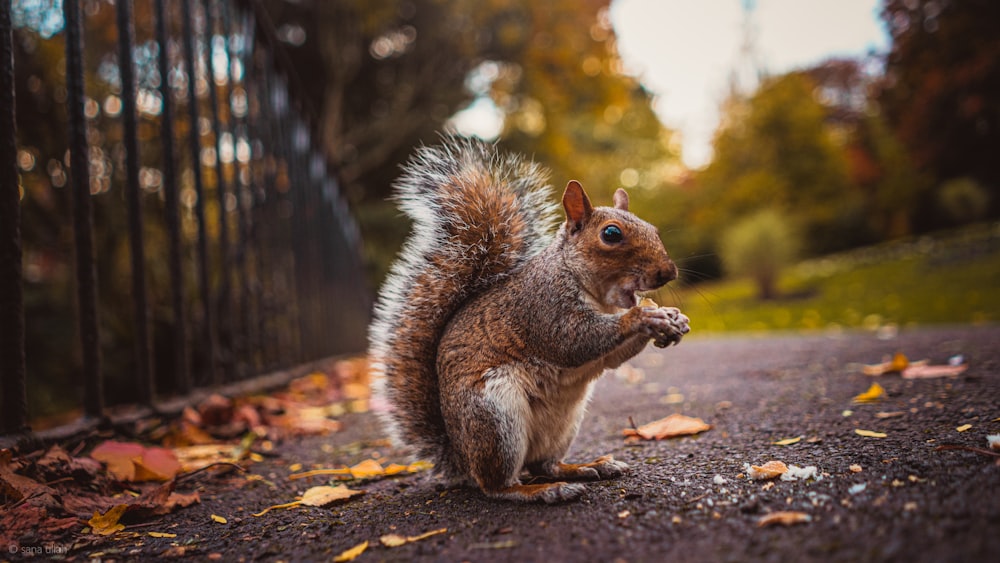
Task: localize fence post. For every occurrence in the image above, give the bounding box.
[155,0,191,394]
[63,0,104,420]
[116,0,155,405]
[182,0,220,385]
[204,0,234,379]
[0,0,28,435]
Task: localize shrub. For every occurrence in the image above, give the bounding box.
[719,208,799,300]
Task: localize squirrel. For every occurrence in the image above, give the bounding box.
[368,137,690,503]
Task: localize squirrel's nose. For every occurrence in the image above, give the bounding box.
[655,261,678,287]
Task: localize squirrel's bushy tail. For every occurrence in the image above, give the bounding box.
[368,137,557,477]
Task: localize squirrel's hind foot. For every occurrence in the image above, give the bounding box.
[485,482,587,504]
[528,454,630,481]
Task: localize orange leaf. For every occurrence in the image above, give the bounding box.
[758,511,812,527]
[89,504,127,535]
[622,414,712,440]
[747,460,788,480]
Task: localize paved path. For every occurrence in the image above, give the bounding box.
[146,326,999,562]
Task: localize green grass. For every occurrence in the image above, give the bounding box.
[657,223,1000,333]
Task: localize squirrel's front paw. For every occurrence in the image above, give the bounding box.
[640,306,690,348]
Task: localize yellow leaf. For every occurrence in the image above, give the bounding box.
[855,429,887,438]
[406,460,434,473]
[381,528,447,548]
[852,382,886,404]
[252,501,301,517]
[299,485,365,507]
[349,459,385,479]
[288,463,303,472]
[211,514,227,524]
[148,532,177,538]
[333,540,368,562]
[956,424,972,432]
[409,528,447,541]
[758,511,812,527]
[890,352,909,372]
[288,467,352,480]
[772,437,801,446]
[89,504,127,536]
[380,534,408,547]
[383,463,409,476]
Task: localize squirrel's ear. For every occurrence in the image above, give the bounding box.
[562,180,593,233]
[613,188,630,211]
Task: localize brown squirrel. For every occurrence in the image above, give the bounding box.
[369,137,689,503]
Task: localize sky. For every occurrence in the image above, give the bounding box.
[610,0,889,168]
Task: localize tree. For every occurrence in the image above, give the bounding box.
[694,72,860,257]
[879,0,1000,221]
[264,0,680,280]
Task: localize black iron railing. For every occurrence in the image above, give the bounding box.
[0,0,370,438]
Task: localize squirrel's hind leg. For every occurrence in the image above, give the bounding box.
[447,367,586,503]
[528,455,630,481]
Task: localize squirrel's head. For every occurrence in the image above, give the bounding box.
[561,180,677,311]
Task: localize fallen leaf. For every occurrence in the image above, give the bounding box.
[956,424,972,432]
[288,460,432,481]
[253,485,364,516]
[90,441,181,482]
[875,411,905,419]
[852,382,886,404]
[855,429,887,438]
[300,485,365,507]
[149,532,177,538]
[89,504,127,536]
[211,514,227,524]
[902,363,968,379]
[862,352,914,376]
[746,461,788,480]
[772,437,802,446]
[758,511,812,527]
[347,459,385,479]
[380,528,447,547]
[333,540,369,562]
[849,464,863,473]
[623,414,712,440]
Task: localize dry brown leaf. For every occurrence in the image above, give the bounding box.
[758,511,812,527]
[333,540,369,562]
[902,363,968,379]
[623,414,712,440]
[747,461,788,480]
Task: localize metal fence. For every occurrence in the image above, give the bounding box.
[0,0,371,437]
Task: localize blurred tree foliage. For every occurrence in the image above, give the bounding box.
[691,72,862,263]
[718,208,798,300]
[261,0,679,281]
[879,0,1000,222]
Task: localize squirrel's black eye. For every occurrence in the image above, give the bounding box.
[601,224,623,244]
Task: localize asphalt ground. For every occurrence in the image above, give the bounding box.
[65,325,1000,562]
